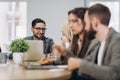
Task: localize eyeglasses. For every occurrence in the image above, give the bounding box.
[34,27,47,31]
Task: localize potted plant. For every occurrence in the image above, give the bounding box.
[10,38,30,65]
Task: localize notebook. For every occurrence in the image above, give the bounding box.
[24,40,44,61]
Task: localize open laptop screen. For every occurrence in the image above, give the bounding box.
[24,40,44,61]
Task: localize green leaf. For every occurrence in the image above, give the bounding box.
[10,38,30,53]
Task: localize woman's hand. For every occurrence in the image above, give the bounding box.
[39,54,53,65]
[52,44,67,57]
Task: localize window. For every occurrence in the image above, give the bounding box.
[85,0,120,32]
[0,2,27,44]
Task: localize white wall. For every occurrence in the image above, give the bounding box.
[1,0,120,44]
[27,0,85,44]
[0,0,85,44]
[86,0,120,32]
[0,2,8,44]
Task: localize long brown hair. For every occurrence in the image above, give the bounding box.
[69,7,91,58]
[71,35,79,56]
[78,31,91,58]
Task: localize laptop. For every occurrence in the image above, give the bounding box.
[25,62,68,70]
[24,40,44,61]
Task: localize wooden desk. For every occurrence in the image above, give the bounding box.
[0,61,72,80]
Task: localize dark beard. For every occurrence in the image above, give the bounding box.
[34,34,43,40]
[87,30,96,40]
[86,23,96,40]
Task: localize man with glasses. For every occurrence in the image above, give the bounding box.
[25,18,54,54]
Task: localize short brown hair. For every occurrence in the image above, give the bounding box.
[88,3,111,26]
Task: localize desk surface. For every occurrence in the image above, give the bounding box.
[0,61,72,80]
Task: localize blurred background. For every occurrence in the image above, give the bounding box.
[0,0,119,49]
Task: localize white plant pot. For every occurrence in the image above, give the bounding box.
[13,52,25,65]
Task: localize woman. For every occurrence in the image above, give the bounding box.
[68,7,91,58]
[55,7,91,60]
[39,19,73,64]
[60,7,91,80]
[40,7,91,65]
[52,8,92,80]
[61,19,72,48]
